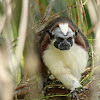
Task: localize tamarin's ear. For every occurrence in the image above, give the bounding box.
[46,29,54,39]
[75,30,79,36]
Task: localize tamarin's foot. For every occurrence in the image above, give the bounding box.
[70,87,87,99]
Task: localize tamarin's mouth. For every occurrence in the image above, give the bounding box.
[54,43,71,50]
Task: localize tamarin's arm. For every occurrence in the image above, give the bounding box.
[45,62,81,91]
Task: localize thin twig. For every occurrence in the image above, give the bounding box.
[83,0,88,5]
[80,0,84,32]
[42,0,55,21]
[40,93,70,100]
[80,0,88,34]
[39,0,55,31]
[44,84,64,91]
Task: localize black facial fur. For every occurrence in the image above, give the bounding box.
[54,37,73,50]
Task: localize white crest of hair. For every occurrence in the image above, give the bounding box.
[59,23,68,35]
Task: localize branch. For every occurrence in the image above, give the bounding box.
[15,0,29,70]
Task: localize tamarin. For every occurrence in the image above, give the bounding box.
[35,17,89,98]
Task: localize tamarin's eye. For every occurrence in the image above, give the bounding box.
[67,37,72,42]
[57,37,64,41]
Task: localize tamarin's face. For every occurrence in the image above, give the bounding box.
[48,23,77,50]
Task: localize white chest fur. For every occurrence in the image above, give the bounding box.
[42,43,88,90]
